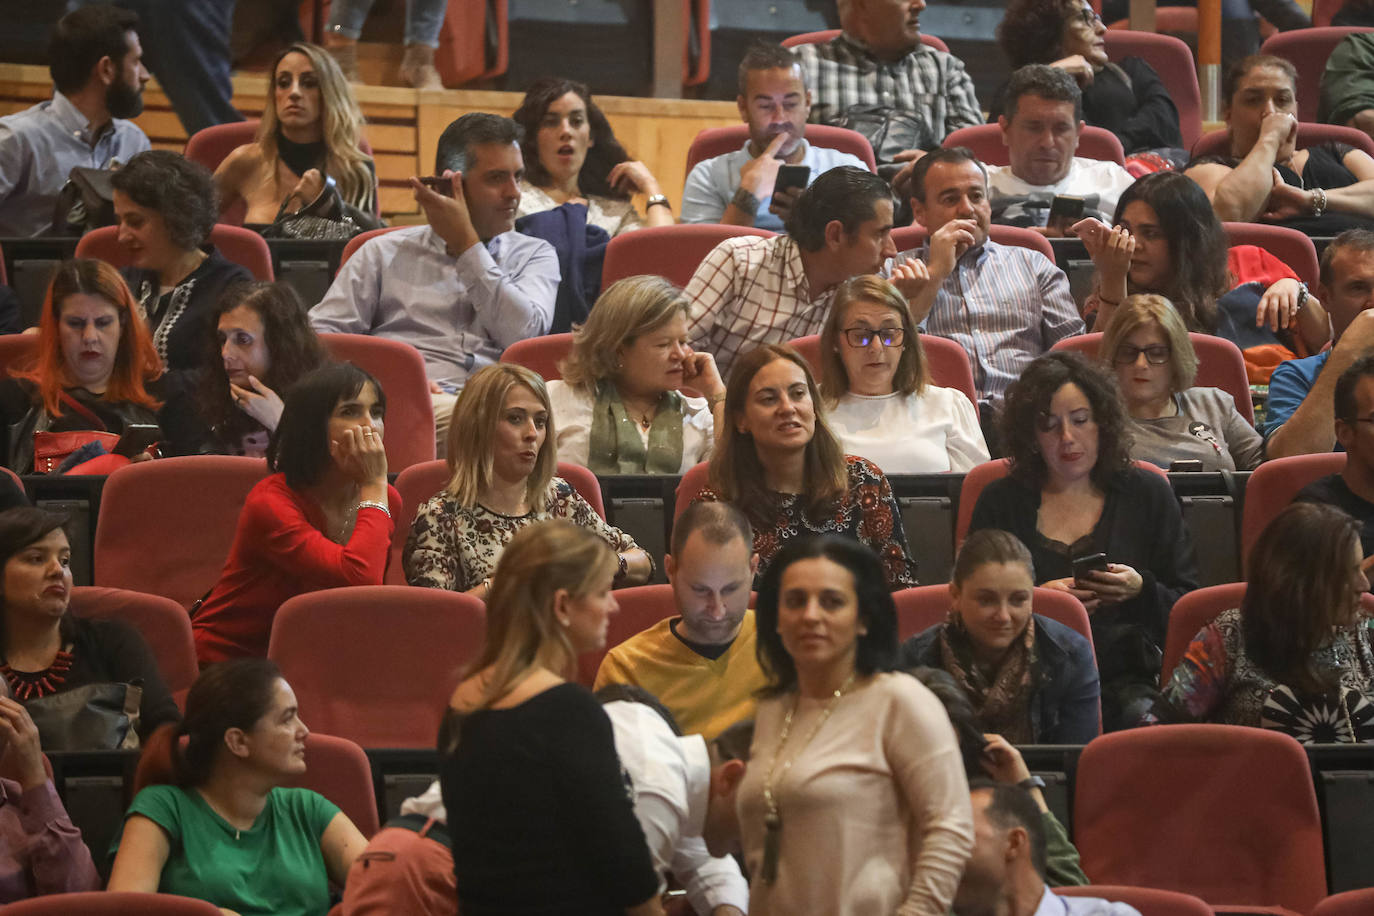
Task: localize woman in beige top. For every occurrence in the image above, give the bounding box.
[737,533,974,916]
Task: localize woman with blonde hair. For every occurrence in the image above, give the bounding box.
[547,275,725,475]
[695,343,916,589]
[405,363,651,599]
[1100,293,1262,471]
[819,275,987,474]
[214,42,377,226]
[440,520,662,915]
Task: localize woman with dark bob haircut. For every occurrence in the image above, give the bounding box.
[112,150,252,372]
[512,77,673,235]
[1148,502,1374,741]
[738,534,973,915]
[169,282,328,457]
[969,351,1198,730]
[0,507,178,748]
[1076,170,1329,361]
[109,659,367,912]
[991,0,1182,154]
[192,363,400,665]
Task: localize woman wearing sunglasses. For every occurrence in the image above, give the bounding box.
[819,276,988,474]
[1102,294,1262,471]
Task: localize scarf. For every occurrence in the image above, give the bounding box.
[586,381,685,475]
[277,127,325,178]
[939,614,1038,744]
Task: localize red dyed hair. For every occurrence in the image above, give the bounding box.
[16,259,163,416]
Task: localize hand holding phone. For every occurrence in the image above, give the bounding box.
[1071,552,1108,587]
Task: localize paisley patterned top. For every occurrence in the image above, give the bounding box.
[403,477,640,592]
[695,455,917,591]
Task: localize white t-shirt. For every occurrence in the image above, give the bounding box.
[826,387,989,474]
[987,156,1138,227]
[547,379,715,474]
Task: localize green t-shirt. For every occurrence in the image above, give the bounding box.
[115,785,340,916]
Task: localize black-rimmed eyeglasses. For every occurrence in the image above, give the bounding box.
[1113,344,1170,365]
[843,327,905,348]
[1075,7,1103,25]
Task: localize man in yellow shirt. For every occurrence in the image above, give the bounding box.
[595,501,766,738]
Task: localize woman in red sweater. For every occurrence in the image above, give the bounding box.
[192,363,400,665]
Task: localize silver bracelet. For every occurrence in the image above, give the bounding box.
[356,499,392,520]
[1311,187,1327,218]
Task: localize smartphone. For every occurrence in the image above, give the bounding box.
[1169,459,1205,473]
[1071,552,1109,585]
[113,424,161,458]
[419,175,453,197]
[1046,194,1086,235]
[772,164,810,199]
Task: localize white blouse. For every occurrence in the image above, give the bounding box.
[547,379,715,474]
[826,387,989,474]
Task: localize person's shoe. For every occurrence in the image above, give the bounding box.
[326,37,361,83]
[400,43,444,91]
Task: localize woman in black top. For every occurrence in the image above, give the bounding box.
[111,151,253,373]
[439,519,661,916]
[968,352,1198,731]
[0,507,178,748]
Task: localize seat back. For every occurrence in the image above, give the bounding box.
[338,226,408,273]
[1102,31,1202,149]
[1192,122,1374,160]
[1056,886,1214,916]
[1161,581,1247,684]
[1,892,222,915]
[93,456,270,608]
[1260,27,1374,121]
[781,29,949,53]
[1074,724,1326,912]
[942,124,1126,167]
[281,732,382,837]
[1223,221,1320,288]
[1050,331,1255,425]
[0,334,38,379]
[788,333,978,408]
[69,586,199,696]
[892,223,1056,264]
[319,333,436,473]
[1314,888,1374,916]
[74,225,274,281]
[269,585,485,748]
[185,121,260,228]
[674,461,713,523]
[1312,0,1346,26]
[577,583,679,686]
[436,0,509,85]
[601,224,775,290]
[684,124,877,177]
[500,333,574,381]
[1105,7,1200,33]
[1240,452,1347,572]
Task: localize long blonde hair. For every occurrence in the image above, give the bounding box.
[468,520,617,707]
[444,364,557,508]
[256,42,374,212]
[559,276,688,392]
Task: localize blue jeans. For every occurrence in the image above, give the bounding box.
[327,0,447,47]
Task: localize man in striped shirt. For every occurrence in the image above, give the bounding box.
[902,148,1084,429]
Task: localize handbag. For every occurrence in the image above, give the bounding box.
[50,166,116,236]
[22,681,143,751]
[31,392,119,474]
[260,177,382,241]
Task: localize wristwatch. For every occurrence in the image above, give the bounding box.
[646,193,671,210]
[731,186,761,217]
[1018,775,1047,791]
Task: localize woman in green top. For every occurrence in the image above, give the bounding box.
[108,658,367,915]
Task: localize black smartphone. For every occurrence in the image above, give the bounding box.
[1071,552,1108,585]
[1169,459,1205,472]
[772,164,810,198]
[1048,194,1086,222]
[113,424,161,458]
[419,175,453,197]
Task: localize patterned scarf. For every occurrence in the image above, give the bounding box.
[939,614,1038,744]
[586,380,684,475]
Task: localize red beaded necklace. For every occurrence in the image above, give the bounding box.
[2,648,75,700]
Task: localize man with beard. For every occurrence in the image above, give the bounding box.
[681,43,869,233]
[0,4,150,237]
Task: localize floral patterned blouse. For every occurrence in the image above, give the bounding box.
[695,455,917,591]
[1147,607,1374,743]
[403,477,641,591]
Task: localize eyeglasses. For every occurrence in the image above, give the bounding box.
[1075,7,1103,25]
[843,327,905,348]
[1112,344,1171,365]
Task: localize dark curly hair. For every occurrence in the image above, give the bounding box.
[197,282,328,449]
[512,77,632,201]
[110,150,218,252]
[999,350,1132,491]
[996,0,1082,69]
[754,534,898,697]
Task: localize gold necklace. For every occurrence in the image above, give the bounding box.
[759,672,856,884]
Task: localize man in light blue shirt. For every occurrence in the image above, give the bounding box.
[0,4,150,237]
[680,43,867,233]
[311,113,559,453]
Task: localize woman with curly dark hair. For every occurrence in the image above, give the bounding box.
[992,0,1182,154]
[968,351,1198,730]
[112,150,252,373]
[512,77,674,235]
